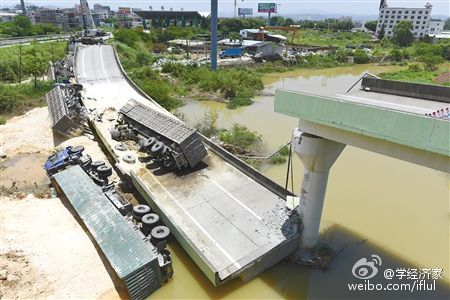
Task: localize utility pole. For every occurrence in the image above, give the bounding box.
[20,0,26,16]
[51,42,55,62]
[234,0,237,18]
[18,43,22,83]
[211,0,218,70]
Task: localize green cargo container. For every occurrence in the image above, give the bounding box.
[52,165,170,300]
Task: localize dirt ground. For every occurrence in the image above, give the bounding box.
[0,107,119,299]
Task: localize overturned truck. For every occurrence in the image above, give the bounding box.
[46,84,86,136]
[111,100,207,170]
[46,146,173,299]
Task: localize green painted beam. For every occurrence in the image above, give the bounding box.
[274,89,449,157]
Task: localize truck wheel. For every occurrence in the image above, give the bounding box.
[91,160,105,171]
[151,226,170,244]
[133,205,151,221]
[141,213,160,230]
[69,145,84,154]
[137,138,146,152]
[144,137,157,150]
[151,142,165,156]
[122,154,136,164]
[97,165,112,177]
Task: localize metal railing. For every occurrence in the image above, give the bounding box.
[0,34,70,47]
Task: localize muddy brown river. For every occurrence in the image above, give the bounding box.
[169,65,449,299]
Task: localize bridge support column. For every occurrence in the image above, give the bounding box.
[292,128,345,249]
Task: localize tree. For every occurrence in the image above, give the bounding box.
[364,20,378,32]
[13,15,32,36]
[24,42,49,89]
[378,24,385,39]
[284,18,294,27]
[444,18,450,30]
[392,21,414,47]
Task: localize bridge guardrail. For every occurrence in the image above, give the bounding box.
[0,34,70,47]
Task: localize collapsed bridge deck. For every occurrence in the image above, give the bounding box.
[75,44,299,285]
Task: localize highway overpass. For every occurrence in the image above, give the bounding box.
[275,79,450,248]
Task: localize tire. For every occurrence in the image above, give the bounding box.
[151,142,165,156]
[69,145,84,155]
[91,160,105,171]
[114,144,127,151]
[69,154,80,162]
[151,226,170,244]
[133,205,151,221]
[141,213,160,230]
[137,138,146,152]
[96,165,112,177]
[144,137,157,150]
[122,154,136,164]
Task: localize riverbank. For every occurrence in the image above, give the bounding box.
[378,62,450,86]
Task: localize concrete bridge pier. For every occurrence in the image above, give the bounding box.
[292,128,345,249]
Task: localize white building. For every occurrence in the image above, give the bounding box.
[93,4,111,19]
[0,12,18,22]
[427,20,444,35]
[375,0,439,39]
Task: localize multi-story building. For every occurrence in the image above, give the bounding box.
[375,0,439,39]
[27,11,41,25]
[427,20,444,35]
[0,12,18,23]
[93,4,111,19]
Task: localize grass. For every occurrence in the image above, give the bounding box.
[0,41,67,83]
[0,81,53,122]
[378,62,450,86]
[287,29,373,49]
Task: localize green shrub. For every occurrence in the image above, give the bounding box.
[419,55,444,71]
[0,81,53,116]
[278,146,289,156]
[390,48,403,62]
[219,124,261,153]
[270,154,287,164]
[407,63,422,72]
[114,28,139,47]
[354,49,370,64]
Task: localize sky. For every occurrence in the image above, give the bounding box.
[1,0,449,17]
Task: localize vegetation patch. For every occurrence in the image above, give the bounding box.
[0,15,61,38]
[219,124,262,155]
[0,41,67,83]
[378,62,450,86]
[162,63,264,109]
[0,81,53,121]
